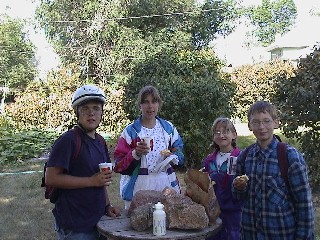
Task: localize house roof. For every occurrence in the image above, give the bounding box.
[268,45,309,52]
[268,17,320,52]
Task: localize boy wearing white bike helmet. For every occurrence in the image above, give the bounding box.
[46,84,120,240]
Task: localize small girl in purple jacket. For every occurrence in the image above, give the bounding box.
[202,117,243,240]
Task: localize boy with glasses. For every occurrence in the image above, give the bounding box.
[232,100,314,239]
[46,84,120,240]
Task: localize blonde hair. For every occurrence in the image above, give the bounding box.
[211,117,237,151]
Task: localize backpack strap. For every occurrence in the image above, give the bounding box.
[71,127,110,163]
[277,142,288,185]
[71,127,82,161]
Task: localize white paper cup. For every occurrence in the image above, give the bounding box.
[227,157,237,175]
[141,137,153,149]
[99,162,113,172]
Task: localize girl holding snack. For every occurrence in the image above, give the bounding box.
[202,117,243,240]
[114,85,184,209]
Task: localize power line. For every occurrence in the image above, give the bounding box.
[47,7,226,24]
[0,6,227,25]
[0,6,233,55]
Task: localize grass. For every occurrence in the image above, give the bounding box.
[0,134,318,239]
[0,161,123,240]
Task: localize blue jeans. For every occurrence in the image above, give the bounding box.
[207,210,241,240]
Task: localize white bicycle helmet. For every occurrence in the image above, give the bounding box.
[71,84,106,108]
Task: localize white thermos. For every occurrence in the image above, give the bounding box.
[153,202,166,236]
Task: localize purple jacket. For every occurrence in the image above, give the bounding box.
[202,148,244,211]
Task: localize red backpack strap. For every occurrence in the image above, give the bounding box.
[277,142,288,184]
[71,127,110,162]
[71,127,82,161]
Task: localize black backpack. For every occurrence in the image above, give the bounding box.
[41,127,107,203]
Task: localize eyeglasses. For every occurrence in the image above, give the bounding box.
[250,119,273,128]
[214,129,231,136]
[79,106,102,115]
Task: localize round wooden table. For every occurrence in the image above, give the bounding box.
[97,212,222,240]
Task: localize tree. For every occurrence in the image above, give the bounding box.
[191,0,240,48]
[245,0,297,46]
[35,0,299,81]
[30,0,298,167]
[35,0,240,83]
[124,48,236,166]
[6,64,82,131]
[0,15,37,94]
[35,0,240,162]
[273,46,320,187]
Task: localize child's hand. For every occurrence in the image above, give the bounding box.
[91,171,113,187]
[136,140,150,156]
[233,175,249,191]
[106,205,121,217]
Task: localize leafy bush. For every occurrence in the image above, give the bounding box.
[6,64,130,138]
[231,60,295,121]
[274,47,320,187]
[124,49,236,167]
[0,115,15,136]
[102,84,131,138]
[6,65,82,131]
[0,127,58,165]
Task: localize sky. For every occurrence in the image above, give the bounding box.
[0,0,60,78]
[212,0,320,66]
[1,0,320,76]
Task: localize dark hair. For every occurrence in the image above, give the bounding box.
[211,117,237,151]
[247,101,279,122]
[136,85,163,109]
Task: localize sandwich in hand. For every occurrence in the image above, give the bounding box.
[235,174,249,183]
[160,149,171,155]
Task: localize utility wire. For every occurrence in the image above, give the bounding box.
[48,7,226,23]
[0,6,232,55]
[2,6,227,24]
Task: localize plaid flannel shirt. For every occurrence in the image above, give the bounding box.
[232,137,314,240]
